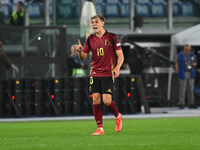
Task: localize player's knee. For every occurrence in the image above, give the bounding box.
[93,96,101,104]
[103,99,111,106]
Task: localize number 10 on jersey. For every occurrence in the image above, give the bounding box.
[97,48,104,56]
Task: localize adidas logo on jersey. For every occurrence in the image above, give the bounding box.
[107,88,112,92]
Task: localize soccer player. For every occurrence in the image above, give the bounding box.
[76,14,124,135]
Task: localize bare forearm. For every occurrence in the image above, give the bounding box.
[116,54,124,69]
[175,63,179,71]
[78,51,87,60]
[191,62,197,67]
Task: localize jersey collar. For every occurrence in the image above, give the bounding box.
[103,30,108,36]
[94,30,108,37]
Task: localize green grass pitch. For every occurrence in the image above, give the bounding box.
[0,117,200,150]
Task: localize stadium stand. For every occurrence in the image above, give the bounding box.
[0,0,11,4]
[57,4,73,18]
[105,0,120,17]
[107,0,119,3]
[96,3,105,16]
[151,2,166,17]
[152,0,166,3]
[96,0,106,16]
[181,2,194,16]
[120,0,129,17]
[28,3,43,18]
[12,0,26,4]
[173,2,181,17]
[59,0,74,4]
[173,0,180,3]
[71,2,80,17]
[135,0,149,3]
[49,4,52,17]
[1,3,11,18]
[58,0,79,18]
[135,2,151,17]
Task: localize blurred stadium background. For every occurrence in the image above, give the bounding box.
[0,1,200,150]
[0,0,200,118]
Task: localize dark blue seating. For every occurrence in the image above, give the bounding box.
[135,2,150,17]
[105,2,120,17]
[1,0,12,4]
[121,0,129,3]
[181,2,194,16]
[152,0,166,4]
[120,0,129,17]
[13,0,25,4]
[173,0,180,3]
[57,4,72,18]
[107,0,119,3]
[151,3,166,17]
[28,3,42,18]
[1,4,11,18]
[59,0,73,5]
[71,3,80,17]
[173,3,180,17]
[96,3,106,16]
[135,0,149,3]
[49,4,52,17]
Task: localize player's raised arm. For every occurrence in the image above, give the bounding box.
[114,49,124,78]
[76,39,88,60]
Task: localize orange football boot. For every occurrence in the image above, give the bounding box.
[90,128,105,135]
[115,113,122,132]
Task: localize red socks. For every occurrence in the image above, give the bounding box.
[108,101,119,117]
[93,104,103,128]
[93,101,119,128]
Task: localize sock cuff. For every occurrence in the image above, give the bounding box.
[93,104,101,109]
[109,101,115,106]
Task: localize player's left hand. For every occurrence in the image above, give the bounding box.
[114,67,120,78]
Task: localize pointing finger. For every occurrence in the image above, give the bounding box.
[78,39,81,46]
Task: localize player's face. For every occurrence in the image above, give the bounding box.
[91,18,104,33]
[184,45,191,56]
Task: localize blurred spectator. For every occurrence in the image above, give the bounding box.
[0,41,12,79]
[0,41,19,79]
[175,44,197,109]
[67,44,87,76]
[10,1,24,26]
[0,2,5,25]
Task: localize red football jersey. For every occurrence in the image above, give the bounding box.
[83,31,122,77]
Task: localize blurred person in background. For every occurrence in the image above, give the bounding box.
[10,1,24,26]
[0,41,11,79]
[0,41,19,79]
[67,44,87,76]
[175,44,197,109]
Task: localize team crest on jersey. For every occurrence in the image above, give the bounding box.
[105,39,109,46]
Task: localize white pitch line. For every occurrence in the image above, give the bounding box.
[0,112,200,123]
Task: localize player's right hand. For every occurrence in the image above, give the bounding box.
[76,39,83,52]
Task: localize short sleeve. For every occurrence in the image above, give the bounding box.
[112,34,122,51]
[83,37,90,54]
